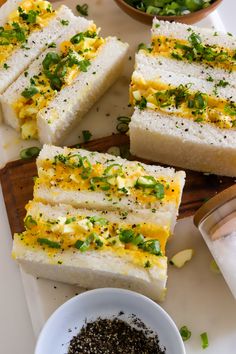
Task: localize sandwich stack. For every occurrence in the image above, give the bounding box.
[129,19,236,177]
[0,0,129,143]
[12,145,185,301]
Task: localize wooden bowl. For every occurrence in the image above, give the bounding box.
[113,0,223,25]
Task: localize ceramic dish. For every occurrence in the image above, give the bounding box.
[114,0,223,25]
[35,288,186,354]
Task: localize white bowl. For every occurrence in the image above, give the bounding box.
[35,288,185,354]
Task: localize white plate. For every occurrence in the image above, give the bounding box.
[35,288,185,354]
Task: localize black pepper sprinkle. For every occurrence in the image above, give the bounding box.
[67,316,166,354]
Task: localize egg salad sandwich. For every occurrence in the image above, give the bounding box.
[12,200,171,301]
[34,145,185,232]
[129,20,236,177]
[0,0,76,95]
[150,19,236,87]
[0,17,129,143]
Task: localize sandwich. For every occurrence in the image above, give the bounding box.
[34,145,185,232]
[0,0,76,95]
[12,200,171,301]
[129,20,236,177]
[150,19,236,87]
[12,146,185,301]
[0,16,129,143]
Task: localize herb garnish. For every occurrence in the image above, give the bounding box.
[200,332,209,349]
[116,116,131,133]
[20,146,41,159]
[21,85,39,98]
[76,3,89,16]
[37,238,61,249]
[169,31,234,67]
[180,326,191,341]
[82,130,92,142]
[60,19,69,26]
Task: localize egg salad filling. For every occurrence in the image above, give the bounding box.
[13,26,105,139]
[130,79,236,129]
[0,0,55,67]
[36,153,181,207]
[15,209,170,268]
[148,31,236,72]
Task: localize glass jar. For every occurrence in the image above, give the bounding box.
[194,185,236,299]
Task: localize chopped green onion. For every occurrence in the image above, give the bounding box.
[116,116,131,134]
[24,215,37,229]
[119,229,135,243]
[65,217,76,224]
[180,326,191,341]
[200,332,209,349]
[90,177,111,191]
[21,85,39,98]
[60,19,69,26]
[37,238,61,249]
[132,233,145,245]
[20,147,41,159]
[76,3,89,16]
[74,233,95,252]
[139,239,162,256]
[88,216,108,226]
[82,130,92,142]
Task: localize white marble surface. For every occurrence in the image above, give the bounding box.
[0,1,236,354]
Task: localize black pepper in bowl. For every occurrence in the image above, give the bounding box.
[67,315,166,354]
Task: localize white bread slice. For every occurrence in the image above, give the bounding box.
[130,108,236,177]
[152,19,236,50]
[133,52,236,101]
[35,145,185,231]
[0,5,77,95]
[37,37,129,144]
[138,51,236,90]
[12,201,169,301]
[1,16,94,130]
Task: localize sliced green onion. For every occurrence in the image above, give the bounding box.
[135,176,157,188]
[82,130,92,142]
[119,229,135,243]
[90,177,110,191]
[200,332,209,349]
[74,233,95,252]
[65,217,76,224]
[103,164,123,177]
[76,3,88,16]
[21,85,39,98]
[139,239,162,256]
[88,216,108,226]
[132,233,145,246]
[116,116,130,134]
[179,326,191,341]
[37,238,61,249]
[24,215,37,229]
[20,147,41,159]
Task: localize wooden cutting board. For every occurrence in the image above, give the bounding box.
[0,134,235,236]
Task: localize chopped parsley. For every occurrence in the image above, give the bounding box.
[3,63,10,69]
